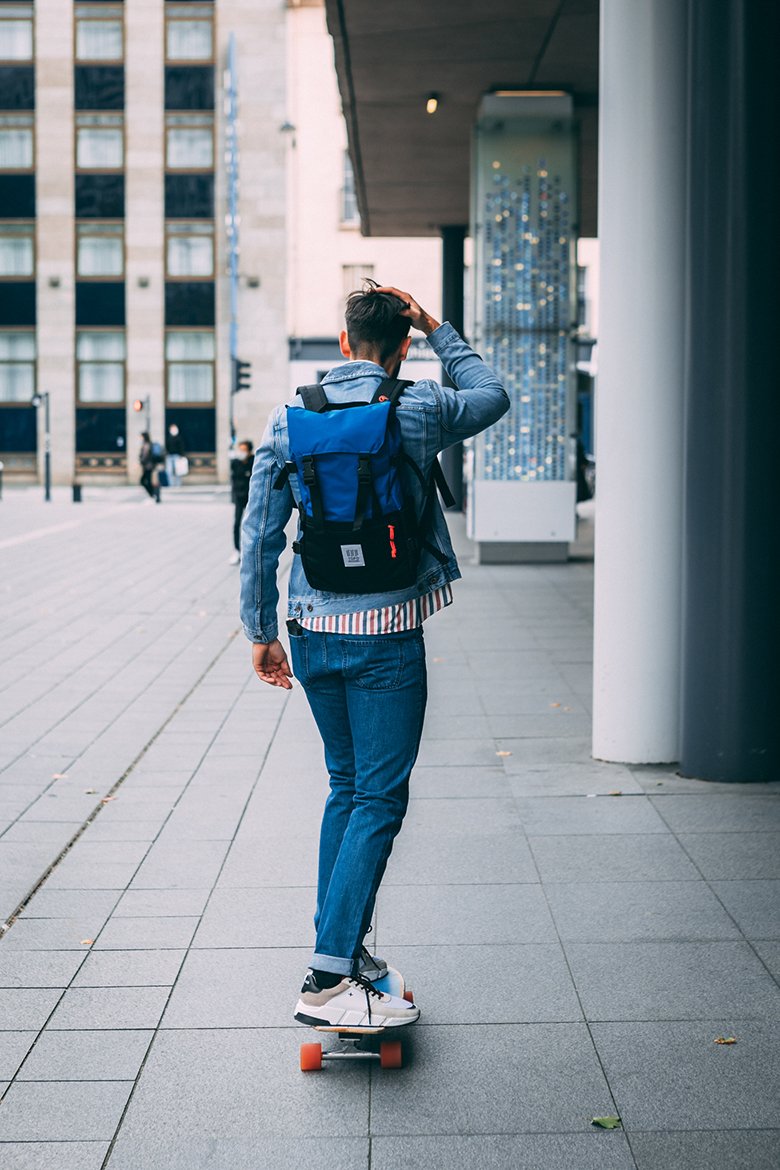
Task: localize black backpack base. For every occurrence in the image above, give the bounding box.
[293,507,418,595]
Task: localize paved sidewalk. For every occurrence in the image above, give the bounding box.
[0,488,778,1169]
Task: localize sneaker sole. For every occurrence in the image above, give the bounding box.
[294,1009,419,1032]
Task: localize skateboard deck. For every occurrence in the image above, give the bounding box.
[299,966,416,1070]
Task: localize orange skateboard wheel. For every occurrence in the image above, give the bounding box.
[300,1042,323,1071]
[379,1040,403,1069]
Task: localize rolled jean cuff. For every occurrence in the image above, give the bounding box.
[311,951,353,977]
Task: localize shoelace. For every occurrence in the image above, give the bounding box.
[347,971,383,1025]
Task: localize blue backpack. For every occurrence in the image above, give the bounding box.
[275,377,453,594]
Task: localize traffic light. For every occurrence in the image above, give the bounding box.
[232,358,251,395]
[132,398,145,413]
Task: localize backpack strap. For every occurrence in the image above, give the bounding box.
[370,377,413,407]
[430,456,456,509]
[301,455,325,529]
[353,454,373,531]
[296,384,329,413]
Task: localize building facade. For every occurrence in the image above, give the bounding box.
[0,0,441,487]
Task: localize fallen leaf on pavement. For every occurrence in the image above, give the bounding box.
[101,795,117,804]
[550,702,561,708]
[496,750,512,757]
[714,1036,737,1045]
[608,790,623,796]
[432,657,445,663]
[591,1116,622,1130]
[52,773,68,780]
[80,938,94,946]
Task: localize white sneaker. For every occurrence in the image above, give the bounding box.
[294,971,418,1031]
[228,551,240,565]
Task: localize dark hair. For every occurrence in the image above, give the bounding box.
[345,278,410,362]
[141,431,150,442]
[239,439,253,450]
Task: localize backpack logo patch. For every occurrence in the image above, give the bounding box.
[340,544,366,568]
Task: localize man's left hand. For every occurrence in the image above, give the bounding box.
[252,640,293,689]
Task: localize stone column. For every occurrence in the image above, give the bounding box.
[592,0,687,762]
[35,0,75,486]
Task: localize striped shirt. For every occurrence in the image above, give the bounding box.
[299,584,453,635]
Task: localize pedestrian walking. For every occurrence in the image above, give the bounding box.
[139,431,163,501]
[240,282,509,1030]
[165,423,187,488]
[229,439,254,564]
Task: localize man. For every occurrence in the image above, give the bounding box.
[229,439,254,565]
[165,423,187,488]
[240,285,509,1029]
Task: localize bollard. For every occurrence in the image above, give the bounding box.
[72,484,82,503]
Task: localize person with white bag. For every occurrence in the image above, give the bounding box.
[165,424,189,487]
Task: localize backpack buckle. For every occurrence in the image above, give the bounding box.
[302,455,316,486]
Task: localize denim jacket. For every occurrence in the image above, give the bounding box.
[239,322,510,643]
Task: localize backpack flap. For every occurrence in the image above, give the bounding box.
[286,399,403,524]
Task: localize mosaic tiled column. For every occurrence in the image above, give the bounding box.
[467,94,577,561]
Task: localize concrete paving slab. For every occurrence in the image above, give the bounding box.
[20,888,120,920]
[0,988,61,1030]
[105,1028,368,1142]
[650,794,780,833]
[0,950,85,988]
[72,949,186,988]
[546,881,743,942]
[44,860,141,890]
[112,888,211,916]
[129,838,230,889]
[591,1020,780,1130]
[753,940,780,978]
[0,1141,110,1169]
[498,738,595,767]
[565,941,780,1021]
[377,884,557,946]
[215,837,318,888]
[371,1133,635,1170]
[630,1129,780,1169]
[677,832,780,879]
[385,829,538,885]
[528,834,699,883]
[47,986,170,1030]
[107,1136,370,1170]
[161,947,311,1029]
[0,919,106,951]
[370,1024,614,1135]
[17,1028,153,1081]
[0,1031,36,1078]
[391,944,582,1024]
[710,880,780,938]
[514,795,668,836]
[416,740,510,768]
[0,1080,133,1141]
[408,766,512,800]
[93,916,199,950]
[82,819,166,842]
[191,887,316,949]
[506,763,642,797]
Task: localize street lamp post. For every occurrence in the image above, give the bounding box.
[31,391,51,502]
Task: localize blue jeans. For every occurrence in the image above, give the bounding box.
[288,624,427,977]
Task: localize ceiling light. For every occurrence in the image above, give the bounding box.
[425,93,439,115]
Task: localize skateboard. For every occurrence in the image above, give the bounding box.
[299,966,416,1071]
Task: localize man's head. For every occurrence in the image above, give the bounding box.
[340,280,411,372]
[238,440,253,459]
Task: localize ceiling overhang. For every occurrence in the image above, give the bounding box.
[325,0,599,238]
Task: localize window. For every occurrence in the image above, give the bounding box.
[75,5,123,61]
[341,152,359,225]
[76,330,125,403]
[0,5,33,61]
[165,113,213,169]
[166,5,213,61]
[0,222,34,276]
[166,329,214,402]
[0,330,35,402]
[77,223,123,277]
[76,113,124,169]
[342,264,374,300]
[166,221,213,277]
[0,114,33,170]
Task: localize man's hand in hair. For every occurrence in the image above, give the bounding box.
[374,287,441,337]
[252,640,293,689]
